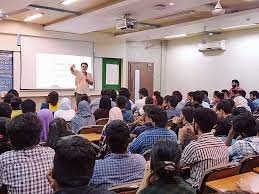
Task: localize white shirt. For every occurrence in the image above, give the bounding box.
[54,109,76,122]
[202,101,210,108]
[132,97,147,112]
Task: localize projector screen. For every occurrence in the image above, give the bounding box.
[20,36,94,90]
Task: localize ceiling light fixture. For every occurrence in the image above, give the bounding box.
[61,0,78,5]
[24,13,43,22]
[164,34,187,39]
[169,2,175,6]
[221,23,256,30]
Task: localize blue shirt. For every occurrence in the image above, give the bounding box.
[128,127,177,155]
[90,151,146,189]
[131,123,153,136]
[122,110,134,123]
[252,99,259,110]
[166,108,181,119]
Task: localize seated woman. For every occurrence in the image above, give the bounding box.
[71,100,96,134]
[46,118,74,149]
[38,109,54,142]
[0,117,11,154]
[54,98,75,122]
[41,91,60,112]
[138,139,195,194]
[93,95,111,121]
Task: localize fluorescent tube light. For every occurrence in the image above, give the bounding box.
[24,13,43,22]
[164,34,187,39]
[61,0,78,5]
[221,24,256,30]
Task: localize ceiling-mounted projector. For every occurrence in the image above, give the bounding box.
[0,9,8,20]
[116,15,137,30]
[212,0,225,16]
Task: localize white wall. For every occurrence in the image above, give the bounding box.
[165,27,259,98]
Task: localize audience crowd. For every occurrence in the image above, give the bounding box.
[0,79,258,194]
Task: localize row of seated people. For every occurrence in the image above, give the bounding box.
[0,88,259,194]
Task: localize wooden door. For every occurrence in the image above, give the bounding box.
[128,62,154,102]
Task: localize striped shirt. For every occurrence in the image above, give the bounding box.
[180,132,229,188]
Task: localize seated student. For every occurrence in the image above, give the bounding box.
[162,95,171,110]
[173,91,186,111]
[180,108,229,188]
[214,100,234,137]
[0,117,11,154]
[249,90,259,110]
[54,98,75,122]
[132,88,149,112]
[94,95,112,121]
[46,118,74,150]
[10,96,22,119]
[201,90,210,105]
[0,113,55,194]
[152,91,161,105]
[234,96,251,112]
[191,91,210,108]
[118,88,133,111]
[156,96,164,108]
[212,91,224,111]
[237,90,255,112]
[128,107,177,155]
[138,139,195,194]
[138,96,154,116]
[21,99,36,113]
[227,113,259,162]
[7,89,19,97]
[41,91,60,112]
[47,136,115,194]
[107,89,117,107]
[131,105,155,136]
[116,96,134,123]
[185,92,193,107]
[38,109,54,142]
[222,89,231,100]
[0,102,12,119]
[3,93,15,104]
[90,120,146,189]
[166,95,181,119]
[91,90,115,113]
[71,100,96,134]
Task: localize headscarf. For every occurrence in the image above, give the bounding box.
[108,107,123,122]
[234,96,251,112]
[71,100,96,134]
[37,109,54,142]
[59,98,72,110]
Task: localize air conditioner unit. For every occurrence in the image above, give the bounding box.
[198,40,226,52]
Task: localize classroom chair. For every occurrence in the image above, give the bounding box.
[96,118,109,126]
[108,181,142,194]
[78,125,103,134]
[240,155,259,174]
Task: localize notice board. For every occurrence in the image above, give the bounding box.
[0,51,13,92]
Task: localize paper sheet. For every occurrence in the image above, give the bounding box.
[106,64,119,85]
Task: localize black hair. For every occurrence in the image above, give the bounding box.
[21,99,36,113]
[215,192,252,194]
[168,96,179,108]
[147,107,168,128]
[193,108,217,133]
[187,92,194,98]
[107,89,117,102]
[101,89,108,96]
[46,118,74,149]
[52,136,96,187]
[232,107,249,116]
[163,95,171,103]
[0,102,12,118]
[47,91,59,106]
[99,95,112,110]
[201,90,209,97]
[232,79,240,86]
[3,93,15,104]
[156,96,164,106]
[172,91,182,102]
[81,62,88,67]
[153,91,161,98]
[105,120,130,153]
[237,90,246,98]
[216,100,233,114]
[150,139,181,183]
[250,91,259,99]
[0,117,11,154]
[80,94,91,104]
[192,91,204,104]
[139,88,149,97]
[221,89,230,97]
[116,95,127,109]
[213,91,224,100]
[145,96,154,105]
[10,97,22,110]
[182,107,194,123]
[143,104,156,114]
[118,88,131,99]
[7,113,42,150]
[232,113,257,137]
[8,89,19,97]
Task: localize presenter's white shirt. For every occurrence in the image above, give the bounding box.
[73,70,93,94]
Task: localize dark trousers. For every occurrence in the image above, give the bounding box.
[75,93,84,106]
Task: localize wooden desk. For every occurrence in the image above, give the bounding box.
[254,167,259,173]
[79,133,101,142]
[206,172,259,193]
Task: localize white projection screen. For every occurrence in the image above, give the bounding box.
[20,36,94,90]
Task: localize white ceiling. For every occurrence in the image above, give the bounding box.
[0,0,36,13]
[44,0,217,33]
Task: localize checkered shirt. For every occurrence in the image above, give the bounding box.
[89,151,146,189]
[0,145,55,194]
[128,127,177,155]
[229,136,259,162]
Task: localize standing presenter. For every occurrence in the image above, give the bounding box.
[70,63,93,105]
